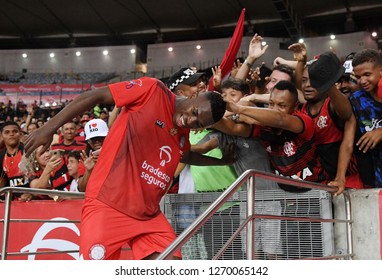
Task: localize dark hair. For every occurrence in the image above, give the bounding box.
[352,49,382,68]
[221,77,250,95]
[63,120,77,128]
[256,64,273,88]
[273,80,298,103]
[67,150,81,161]
[272,64,295,82]
[345,52,356,61]
[0,121,20,132]
[204,91,226,123]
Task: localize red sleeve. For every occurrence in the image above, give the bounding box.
[292,111,314,140]
[77,162,86,177]
[178,128,191,153]
[108,77,157,109]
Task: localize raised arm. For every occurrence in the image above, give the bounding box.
[235,34,268,81]
[273,57,298,69]
[288,43,307,91]
[108,105,121,128]
[328,85,353,121]
[24,104,35,132]
[30,155,62,189]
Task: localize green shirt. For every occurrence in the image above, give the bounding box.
[190,129,237,193]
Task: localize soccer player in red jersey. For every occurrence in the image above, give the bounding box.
[24,77,233,260]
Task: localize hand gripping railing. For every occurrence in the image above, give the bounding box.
[157,169,353,260]
[0,187,84,260]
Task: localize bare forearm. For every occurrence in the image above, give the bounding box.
[295,61,305,91]
[235,114,261,125]
[335,143,353,182]
[328,86,352,120]
[235,57,256,81]
[335,115,356,181]
[212,118,251,137]
[247,93,270,104]
[191,144,211,154]
[108,106,121,128]
[78,170,92,192]
[237,106,284,129]
[31,170,52,189]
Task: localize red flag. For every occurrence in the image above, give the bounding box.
[208,8,246,90]
[378,78,382,99]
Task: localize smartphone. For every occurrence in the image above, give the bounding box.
[50,149,65,157]
[91,149,101,156]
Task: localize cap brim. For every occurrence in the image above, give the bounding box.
[85,132,108,141]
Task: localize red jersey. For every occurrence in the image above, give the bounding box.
[51,140,86,152]
[300,98,358,180]
[254,111,329,183]
[28,161,72,193]
[300,98,343,145]
[86,77,190,220]
[76,127,86,143]
[0,146,29,188]
[50,161,72,191]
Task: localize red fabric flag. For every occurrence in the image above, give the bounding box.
[378,78,382,99]
[208,8,246,90]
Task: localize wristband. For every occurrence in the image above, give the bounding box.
[244,59,254,68]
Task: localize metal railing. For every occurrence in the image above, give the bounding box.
[1,170,354,260]
[157,169,354,260]
[0,187,84,260]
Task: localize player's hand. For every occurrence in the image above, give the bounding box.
[24,126,54,157]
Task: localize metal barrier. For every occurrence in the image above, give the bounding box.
[0,187,84,260]
[1,169,354,260]
[157,169,354,260]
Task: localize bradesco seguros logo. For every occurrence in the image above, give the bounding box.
[159,146,172,167]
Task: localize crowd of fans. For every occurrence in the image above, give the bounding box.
[0,96,114,201]
[1,35,381,200]
[0,32,382,259]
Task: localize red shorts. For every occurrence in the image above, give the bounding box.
[79,197,181,260]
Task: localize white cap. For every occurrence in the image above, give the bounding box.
[84,119,109,140]
[343,59,353,74]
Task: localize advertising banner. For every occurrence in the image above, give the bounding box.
[0,200,132,260]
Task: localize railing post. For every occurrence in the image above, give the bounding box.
[343,191,353,259]
[246,175,255,260]
[1,190,13,260]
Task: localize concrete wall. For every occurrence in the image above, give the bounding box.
[333,189,382,260]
